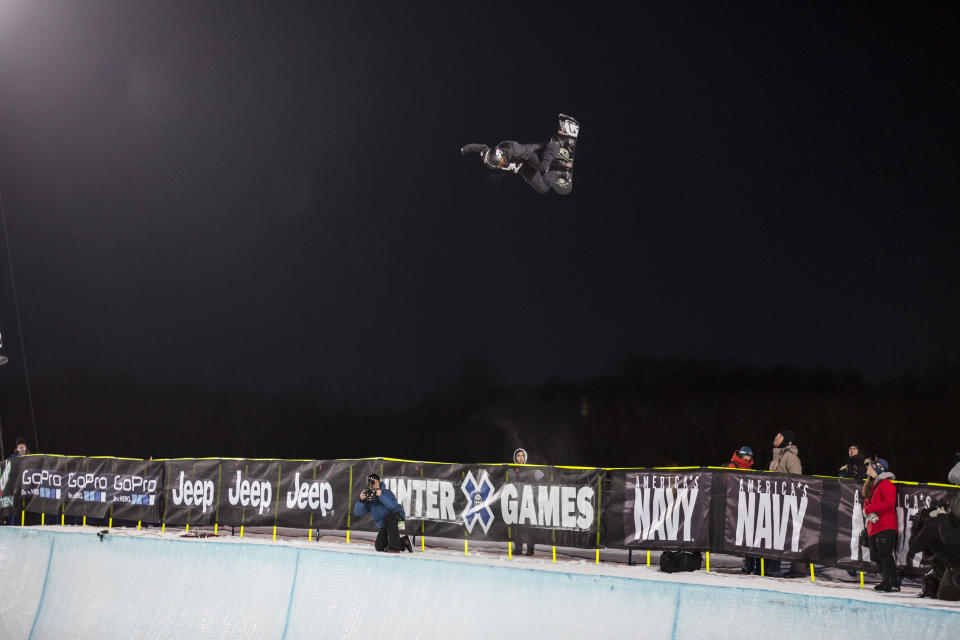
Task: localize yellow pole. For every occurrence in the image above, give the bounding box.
[760,558,765,577]
[213,523,217,535]
[595,549,600,565]
[552,546,556,563]
[61,514,64,526]
[646,550,651,567]
[83,516,86,527]
[308,529,312,541]
[239,525,244,538]
[20,511,24,526]
[421,536,424,552]
[41,513,45,526]
[185,523,189,533]
[161,522,165,533]
[464,539,468,556]
[810,563,815,583]
[508,542,512,560]
[273,525,277,541]
[859,571,864,588]
[108,517,113,528]
[138,521,142,531]
[706,552,710,572]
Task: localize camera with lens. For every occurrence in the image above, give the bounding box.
[361,487,378,502]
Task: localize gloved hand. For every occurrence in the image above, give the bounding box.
[866,512,879,524]
[460,143,489,155]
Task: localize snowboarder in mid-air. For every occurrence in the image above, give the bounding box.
[461,114,579,195]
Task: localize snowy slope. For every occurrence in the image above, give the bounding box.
[0,526,957,639]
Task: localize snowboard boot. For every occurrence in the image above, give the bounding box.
[524,544,535,556]
[874,582,900,592]
[402,536,414,553]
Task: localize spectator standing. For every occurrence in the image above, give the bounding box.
[949,452,960,486]
[725,446,754,470]
[767,430,803,576]
[863,458,899,592]
[509,448,543,556]
[10,437,29,458]
[724,445,757,574]
[769,430,802,474]
[838,444,868,480]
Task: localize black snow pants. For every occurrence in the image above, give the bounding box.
[375,512,405,552]
[869,529,899,586]
[519,139,562,194]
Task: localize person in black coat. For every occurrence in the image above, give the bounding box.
[838,444,868,480]
[508,448,544,556]
[461,139,562,194]
[907,497,960,600]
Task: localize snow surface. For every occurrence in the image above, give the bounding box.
[0,525,957,639]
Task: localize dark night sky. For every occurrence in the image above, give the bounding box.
[1,3,959,411]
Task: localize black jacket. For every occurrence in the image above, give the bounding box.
[838,456,867,480]
[909,512,960,569]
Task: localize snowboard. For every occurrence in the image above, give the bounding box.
[551,113,579,195]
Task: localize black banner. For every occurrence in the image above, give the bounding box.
[722,472,823,560]
[0,457,21,520]
[163,459,221,526]
[11,455,162,523]
[364,461,602,548]
[4,454,954,567]
[622,470,711,548]
[835,480,960,571]
[274,459,351,531]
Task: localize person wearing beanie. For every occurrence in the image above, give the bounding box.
[726,444,758,573]
[10,436,29,458]
[838,444,868,481]
[766,431,803,576]
[863,457,899,592]
[769,430,802,475]
[725,446,755,470]
[509,447,543,556]
[949,451,960,486]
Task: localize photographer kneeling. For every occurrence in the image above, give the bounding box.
[907,496,960,600]
[353,473,413,553]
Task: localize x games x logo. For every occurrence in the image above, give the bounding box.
[461,470,495,534]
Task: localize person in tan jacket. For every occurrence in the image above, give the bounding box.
[769,430,802,474]
[767,429,805,577]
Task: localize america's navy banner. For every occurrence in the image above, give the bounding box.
[835,480,959,571]
[721,472,823,560]
[621,470,711,548]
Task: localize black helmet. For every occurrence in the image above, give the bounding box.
[483,147,505,169]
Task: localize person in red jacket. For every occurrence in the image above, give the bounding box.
[863,457,899,592]
[725,446,755,470]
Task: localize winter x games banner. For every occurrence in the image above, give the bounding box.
[368,460,603,549]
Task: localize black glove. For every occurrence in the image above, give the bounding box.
[460,143,489,156]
